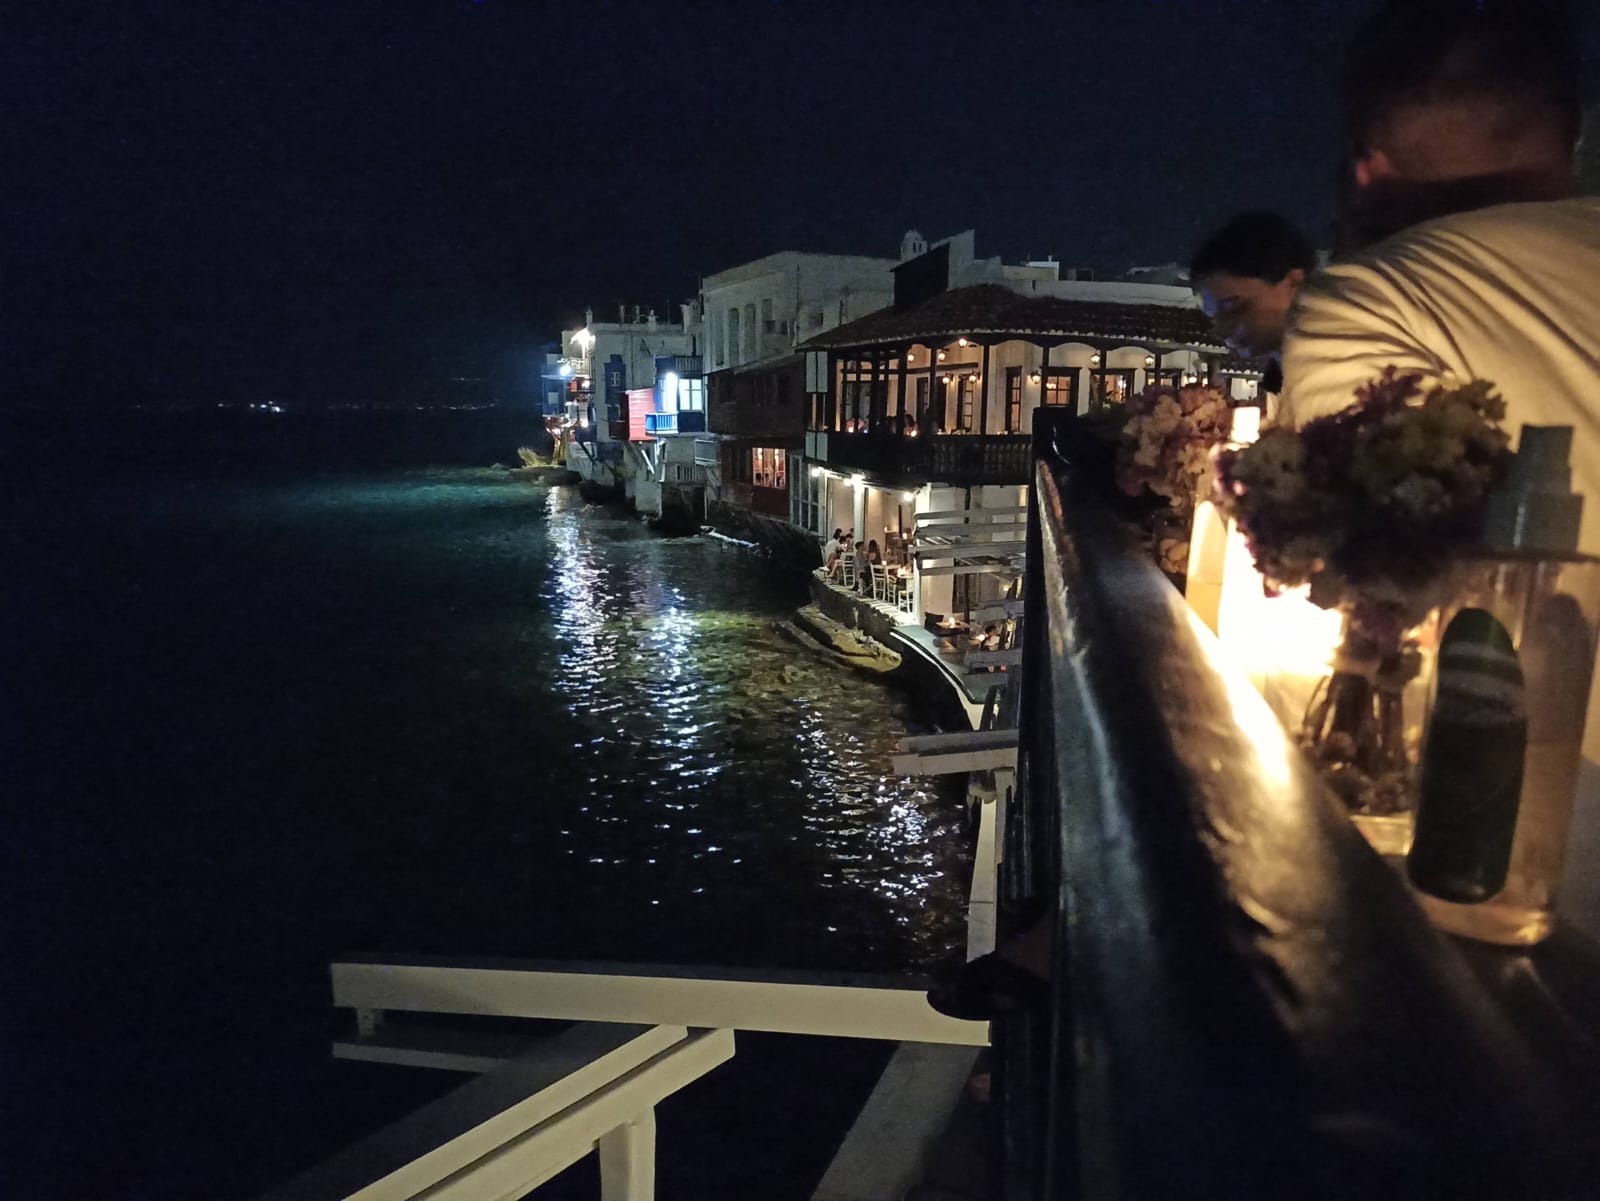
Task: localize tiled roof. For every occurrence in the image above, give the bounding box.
[1215,352,1267,377]
[799,284,1225,353]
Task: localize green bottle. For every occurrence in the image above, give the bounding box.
[1406,608,1527,903]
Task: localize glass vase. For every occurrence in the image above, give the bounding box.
[1295,613,1438,855]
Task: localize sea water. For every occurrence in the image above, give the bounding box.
[2,436,968,1198]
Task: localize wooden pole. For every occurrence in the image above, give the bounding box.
[979,341,992,436]
[1039,342,1051,420]
[896,344,910,433]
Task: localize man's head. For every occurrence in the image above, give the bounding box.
[1343,0,1581,194]
[1190,212,1317,359]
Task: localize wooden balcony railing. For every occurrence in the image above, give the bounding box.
[1001,410,1600,1199]
[807,431,1032,486]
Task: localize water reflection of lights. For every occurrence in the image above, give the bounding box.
[527,494,968,963]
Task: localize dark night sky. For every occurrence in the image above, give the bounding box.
[5,1,1596,410]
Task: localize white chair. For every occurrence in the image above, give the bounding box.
[871,562,890,602]
[839,553,856,589]
[895,571,917,615]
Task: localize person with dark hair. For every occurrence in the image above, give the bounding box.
[1190,212,1318,397]
[1282,0,1600,753]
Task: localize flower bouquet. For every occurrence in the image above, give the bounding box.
[1213,370,1512,829]
[1115,383,1234,578]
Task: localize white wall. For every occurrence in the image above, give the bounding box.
[703,252,897,370]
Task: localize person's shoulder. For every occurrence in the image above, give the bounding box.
[1373,196,1600,263]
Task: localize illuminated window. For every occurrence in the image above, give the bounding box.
[1042,368,1076,408]
[1091,369,1134,411]
[751,447,786,489]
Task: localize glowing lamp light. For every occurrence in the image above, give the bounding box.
[957,337,970,347]
[936,349,948,362]
[1029,370,1042,384]
[579,416,589,429]
[558,364,573,378]
[1144,354,1156,368]
[1090,352,1102,366]
[906,351,916,364]
[809,465,824,478]
[851,474,866,488]
[1229,406,1261,446]
[901,491,916,502]
[940,373,952,383]
[574,327,595,351]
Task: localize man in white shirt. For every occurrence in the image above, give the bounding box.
[1281,0,1600,755]
[1281,0,1596,530]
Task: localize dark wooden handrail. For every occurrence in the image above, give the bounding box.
[1000,413,1597,1200]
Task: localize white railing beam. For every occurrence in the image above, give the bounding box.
[330,961,986,1047]
[597,1111,657,1201]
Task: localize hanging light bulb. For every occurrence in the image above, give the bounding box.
[1090,352,1102,366]
[936,349,948,362]
[1029,370,1042,384]
[957,337,970,347]
[906,350,916,364]
[1144,354,1156,368]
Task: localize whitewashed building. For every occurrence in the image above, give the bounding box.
[795,230,1247,627]
[558,305,699,490]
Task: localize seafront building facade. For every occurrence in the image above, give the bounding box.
[792,230,1247,627]
[549,228,1261,603]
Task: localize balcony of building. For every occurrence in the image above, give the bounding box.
[796,282,1238,488]
[805,428,1032,487]
[706,354,806,442]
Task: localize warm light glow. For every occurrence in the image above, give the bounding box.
[1225,584,1344,682]
[1090,352,1102,366]
[1144,354,1156,368]
[809,465,824,478]
[1184,608,1295,792]
[578,416,589,429]
[1229,407,1261,445]
[936,349,947,362]
[901,491,915,502]
[1029,370,1042,384]
[574,327,595,351]
[957,337,969,347]
[940,373,951,382]
[906,351,916,364]
[851,474,866,488]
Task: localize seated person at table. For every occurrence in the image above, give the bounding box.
[864,539,883,567]
[821,543,843,579]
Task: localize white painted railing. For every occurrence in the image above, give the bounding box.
[263,1023,733,1201]
[331,959,987,1047]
